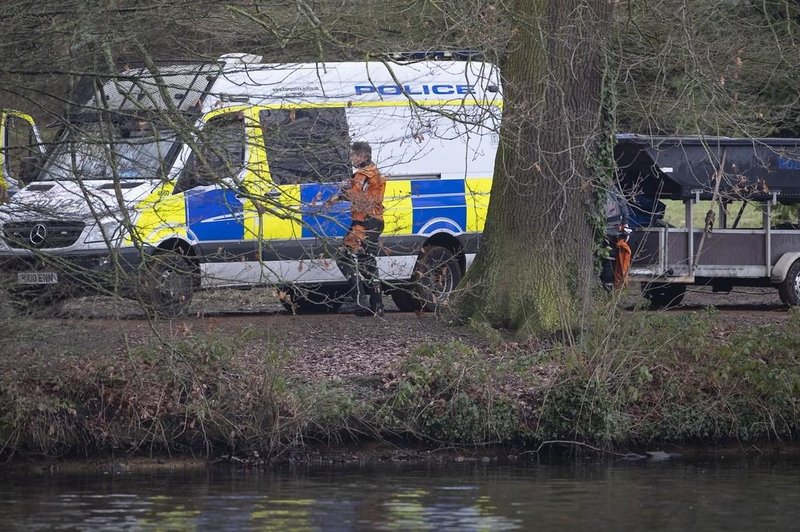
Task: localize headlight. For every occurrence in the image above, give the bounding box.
[84,218,124,244]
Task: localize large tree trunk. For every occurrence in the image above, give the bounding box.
[454,0,613,336]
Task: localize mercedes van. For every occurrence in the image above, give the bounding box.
[0,53,501,314]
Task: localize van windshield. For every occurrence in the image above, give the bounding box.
[37,120,179,181]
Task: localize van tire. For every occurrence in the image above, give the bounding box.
[642,282,686,309]
[141,250,195,317]
[280,286,342,314]
[391,246,462,312]
[778,260,800,306]
[390,284,419,313]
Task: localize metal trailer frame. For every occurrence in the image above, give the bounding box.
[615,134,800,304]
[628,194,784,282]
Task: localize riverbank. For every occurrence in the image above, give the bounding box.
[1,291,798,466]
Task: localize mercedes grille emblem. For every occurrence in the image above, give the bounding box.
[29,223,47,246]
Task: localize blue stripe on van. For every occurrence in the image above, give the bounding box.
[300,183,351,238]
[411,179,465,196]
[411,179,466,235]
[186,188,245,242]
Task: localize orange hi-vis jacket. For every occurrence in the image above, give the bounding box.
[346,162,386,222]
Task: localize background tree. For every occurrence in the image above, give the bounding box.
[613,0,800,137]
[453,0,614,336]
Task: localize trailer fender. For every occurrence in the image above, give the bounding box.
[770,253,800,283]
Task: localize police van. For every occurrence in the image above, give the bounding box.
[0,53,501,314]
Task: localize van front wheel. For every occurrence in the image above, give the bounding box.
[141,251,195,317]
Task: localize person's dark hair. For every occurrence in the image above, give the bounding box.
[351,141,372,158]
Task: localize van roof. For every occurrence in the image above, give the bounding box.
[85,55,502,115]
[205,58,502,111]
[87,62,219,113]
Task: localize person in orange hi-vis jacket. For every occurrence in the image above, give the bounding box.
[614,236,632,289]
[332,141,387,316]
[601,188,633,291]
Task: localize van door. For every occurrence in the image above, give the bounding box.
[257,107,352,241]
[0,109,44,199]
[175,109,262,264]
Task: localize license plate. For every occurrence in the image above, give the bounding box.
[17,272,58,285]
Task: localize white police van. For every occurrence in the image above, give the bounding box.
[0,52,502,314]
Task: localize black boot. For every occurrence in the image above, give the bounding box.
[338,276,370,314]
[355,279,384,317]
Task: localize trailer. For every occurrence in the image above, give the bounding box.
[615,134,800,308]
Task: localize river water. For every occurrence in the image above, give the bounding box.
[1,456,797,530]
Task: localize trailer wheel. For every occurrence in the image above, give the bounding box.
[391,246,462,312]
[642,282,686,310]
[141,250,195,317]
[778,260,800,306]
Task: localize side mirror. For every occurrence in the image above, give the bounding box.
[19,156,42,186]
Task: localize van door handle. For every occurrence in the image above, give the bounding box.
[236,189,281,199]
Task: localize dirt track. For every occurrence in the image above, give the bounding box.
[55,284,792,321]
[8,284,788,384]
[19,288,501,383]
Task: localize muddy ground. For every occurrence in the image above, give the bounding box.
[3,284,789,385]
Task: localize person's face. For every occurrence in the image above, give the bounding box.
[350,150,367,167]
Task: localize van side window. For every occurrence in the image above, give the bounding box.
[345,105,499,179]
[3,115,37,183]
[260,108,350,185]
[175,113,245,193]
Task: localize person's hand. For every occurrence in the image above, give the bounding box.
[324,190,340,208]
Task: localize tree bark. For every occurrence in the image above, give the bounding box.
[454,0,613,336]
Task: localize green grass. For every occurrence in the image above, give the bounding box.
[4,310,800,460]
[661,200,799,229]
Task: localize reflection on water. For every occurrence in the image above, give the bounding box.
[1,457,799,530]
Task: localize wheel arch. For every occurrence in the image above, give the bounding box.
[154,237,202,286]
[156,237,196,256]
[770,252,800,283]
[421,232,465,274]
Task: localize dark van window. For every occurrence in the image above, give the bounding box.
[196,113,245,179]
[3,115,37,182]
[260,108,350,185]
[175,113,245,193]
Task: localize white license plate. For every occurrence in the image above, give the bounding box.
[17,272,58,285]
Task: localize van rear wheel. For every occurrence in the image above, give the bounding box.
[391,246,462,312]
[778,260,800,306]
[141,250,195,317]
